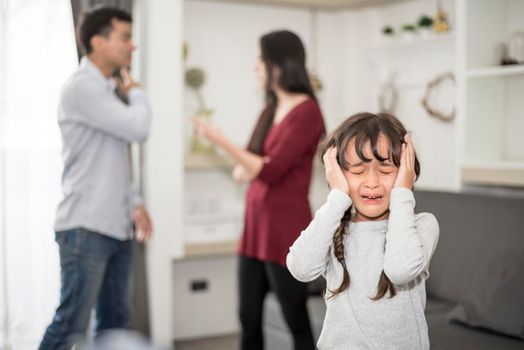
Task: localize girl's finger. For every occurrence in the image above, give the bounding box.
[324,147,335,164]
[400,143,407,166]
[405,140,412,167]
[408,137,415,169]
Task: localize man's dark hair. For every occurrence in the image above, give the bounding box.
[78,7,132,54]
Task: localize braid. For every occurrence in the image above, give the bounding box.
[327,207,352,298]
[371,271,396,300]
[327,207,397,300]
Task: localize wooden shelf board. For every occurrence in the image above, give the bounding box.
[185,153,234,170]
[184,240,238,258]
[461,161,524,187]
[467,65,524,79]
[367,32,455,54]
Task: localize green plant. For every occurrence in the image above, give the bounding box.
[382,25,394,36]
[185,67,207,110]
[418,15,434,28]
[401,24,416,32]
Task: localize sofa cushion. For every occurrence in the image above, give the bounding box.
[414,190,524,304]
[416,190,524,340]
[446,249,524,339]
[426,298,524,350]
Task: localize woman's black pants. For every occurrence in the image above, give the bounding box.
[238,256,315,350]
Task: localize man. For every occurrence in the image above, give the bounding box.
[39,7,152,349]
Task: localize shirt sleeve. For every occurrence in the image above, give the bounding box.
[287,189,352,282]
[129,183,144,212]
[383,188,440,285]
[66,78,151,142]
[256,103,324,185]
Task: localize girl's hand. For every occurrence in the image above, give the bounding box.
[323,147,349,195]
[192,117,224,145]
[394,133,417,189]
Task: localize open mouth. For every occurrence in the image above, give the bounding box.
[361,194,384,200]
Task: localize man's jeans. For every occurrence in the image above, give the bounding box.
[38,228,133,350]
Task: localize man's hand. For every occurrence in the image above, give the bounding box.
[132,205,153,242]
[115,67,142,97]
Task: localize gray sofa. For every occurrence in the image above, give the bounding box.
[264,189,524,349]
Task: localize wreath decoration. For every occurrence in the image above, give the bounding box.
[421,72,455,122]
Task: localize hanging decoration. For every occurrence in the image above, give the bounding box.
[421,72,455,122]
[378,72,398,114]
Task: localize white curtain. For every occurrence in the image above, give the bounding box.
[0,1,78,349]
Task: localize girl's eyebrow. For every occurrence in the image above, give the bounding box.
[349,161,364,167]
[379,162,395,166]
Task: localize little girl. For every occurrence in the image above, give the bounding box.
[286,112,439,350]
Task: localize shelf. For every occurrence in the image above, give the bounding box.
[200,0,409,10]
[461,161,524,187]
[183,239,238,258]
[185,152,234,170]
[367,32,455,55]
[466,65,524,79]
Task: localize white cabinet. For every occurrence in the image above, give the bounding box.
[172,255,238,340]
[457,0,524,187]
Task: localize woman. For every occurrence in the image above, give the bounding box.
[194,30,324,350]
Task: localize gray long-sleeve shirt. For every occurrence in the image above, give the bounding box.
[54,57,151,240]
[287,188,439,350]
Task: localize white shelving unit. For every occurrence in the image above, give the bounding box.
[365,22,457,191]
[367,32,455,55]
[456,0,524,187]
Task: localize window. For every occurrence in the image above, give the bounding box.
[0,0,77,348]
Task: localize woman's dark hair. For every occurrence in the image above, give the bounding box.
[320,112,421,300]
[247,30,317,154]
[78,7,132,54]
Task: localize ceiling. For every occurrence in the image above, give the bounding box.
[188,0,409,11]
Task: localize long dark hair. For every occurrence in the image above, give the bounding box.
[321,112,421,300]
[247,30,316,154]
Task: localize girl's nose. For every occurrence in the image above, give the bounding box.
[364,172,379,189]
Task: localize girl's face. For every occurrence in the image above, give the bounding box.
[343,134,399,222]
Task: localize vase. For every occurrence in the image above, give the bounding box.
[191,108,216,155]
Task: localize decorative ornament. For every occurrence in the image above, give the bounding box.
[378,72,398,114]
[421,72,455,122]
[434,0,450,33]
[184,45,215,154]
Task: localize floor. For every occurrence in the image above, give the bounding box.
[175,334,239,350]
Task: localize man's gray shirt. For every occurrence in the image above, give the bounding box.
[54,57,151,240]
